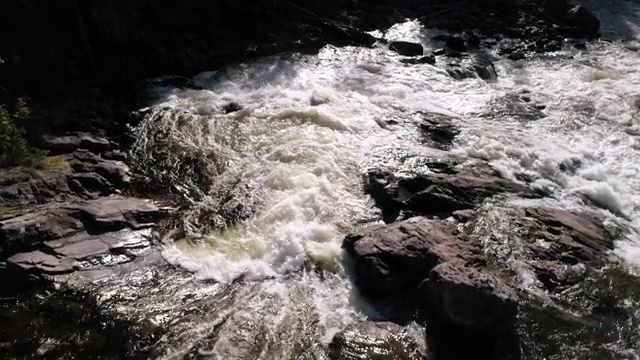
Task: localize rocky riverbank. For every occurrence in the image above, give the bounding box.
[2,0,633,358]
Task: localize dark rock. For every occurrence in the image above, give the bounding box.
[416,111,460,149]
[424,261,518,333]
[564,5,600,37]
[67,173,114,198]
[446,64,475,80]
[508,52,525,61]
[465,33,481,48]
[540,0,571,18]
[471,56,498,81]
[221,102,243,113]
[329,321,426,360]
[574,42,587,50]
[400,55,435,65]
[398,165,537,216]
[433,35,467,52]
[389,41,424,56]
[343,216,483,300]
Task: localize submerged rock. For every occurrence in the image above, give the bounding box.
[423,261,518,333]
[415,112,460,149]
[389,41,424,56]
[329,321,427,360]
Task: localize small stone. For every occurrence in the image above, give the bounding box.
[433,48,446,56]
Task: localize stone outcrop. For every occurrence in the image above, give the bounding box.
[328,321,426,360]
[365,161,537,221]
[423,261,518,333]
[343,216,518,333]
[1,197,167,274]
[344,216,484,299]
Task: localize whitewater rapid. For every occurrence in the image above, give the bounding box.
[119,0,640,357]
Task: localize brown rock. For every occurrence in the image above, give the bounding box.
[522,207,616,265]
[343,216,483,300]
[425,261,518,333]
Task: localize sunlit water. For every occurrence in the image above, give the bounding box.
[82,0,640,358]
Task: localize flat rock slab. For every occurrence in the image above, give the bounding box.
[1,197,166,274]
[329,321,426,360]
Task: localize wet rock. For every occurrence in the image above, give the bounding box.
[343,216,483,300]
[424,261,518,333]
[446,55,497,81]
[389,41,423,56]
[1,197,166,274]
[396,164,536,217]
[564,5,600,37]
[416,111,460,149]
[400,55,436,65]
[221,102,243,113]
[446,64,475,80]
[329,321,426,360]
[521,207,617,265]
[471,55,498,81]
[433,35,467,52]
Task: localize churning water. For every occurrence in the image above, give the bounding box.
[90,0,640,358]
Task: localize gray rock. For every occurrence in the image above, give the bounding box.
[329,321,427,360]
[424,261,518,333]
[343,216,483,300]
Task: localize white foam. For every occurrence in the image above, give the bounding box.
[133,0,640,289]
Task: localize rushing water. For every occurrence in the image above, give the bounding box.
[42,0,640,358]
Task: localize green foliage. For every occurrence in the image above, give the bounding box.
[0,106,38,167]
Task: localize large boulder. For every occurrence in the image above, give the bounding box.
[328,321,427,360]
[343,216,483,299]
[423,261,518,333]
